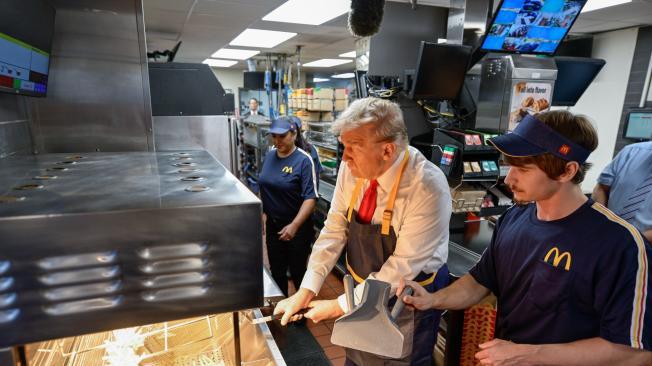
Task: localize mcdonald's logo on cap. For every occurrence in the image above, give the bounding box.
[281,166,293,174]
[544,247,572,271]
[558,144,571,156]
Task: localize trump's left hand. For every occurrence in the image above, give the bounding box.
[304,299,344,323]
[476,339,538,366]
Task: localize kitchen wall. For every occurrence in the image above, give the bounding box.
[560,27,639,193]
[612,25,652,154]
[27,0,153,153]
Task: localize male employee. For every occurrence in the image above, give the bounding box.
[274,97,452,365]
[400,111,652,365]
[244,98,265,117]
[593,140,652,242]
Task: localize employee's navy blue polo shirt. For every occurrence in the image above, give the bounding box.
[258,147,318,220]
[470,199,651,350]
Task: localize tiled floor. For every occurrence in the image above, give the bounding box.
[287,272,346,365]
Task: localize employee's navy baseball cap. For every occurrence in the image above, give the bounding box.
[488,114,591,163]
[269,116,296,134]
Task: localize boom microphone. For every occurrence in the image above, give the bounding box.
[348,0,386,37]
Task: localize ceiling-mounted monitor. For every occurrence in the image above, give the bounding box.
[481,0,587,56]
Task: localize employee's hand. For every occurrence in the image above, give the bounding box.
[304,299,344,323]
[397,278,434,311]
[273,288,315,326]
[475,339,537,366]
[278,222,299,241]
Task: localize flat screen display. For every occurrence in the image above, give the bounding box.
[0,0,55,97]
[624,112,652,140]
[481,0,587,55]
[410,42,472,101]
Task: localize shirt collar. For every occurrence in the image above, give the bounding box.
[375,149,407,193]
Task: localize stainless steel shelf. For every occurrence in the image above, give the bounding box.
[310,140,338,151]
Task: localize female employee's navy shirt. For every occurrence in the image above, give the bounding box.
[470,199,651,350]
[258,148,318,220]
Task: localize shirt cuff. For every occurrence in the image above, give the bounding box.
[337,293,348,313]
[300,270,326,295]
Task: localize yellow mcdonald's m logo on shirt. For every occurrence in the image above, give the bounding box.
[281,166,293,174]
[544,247,572,271]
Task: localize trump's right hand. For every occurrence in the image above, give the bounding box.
[273,288,315,326]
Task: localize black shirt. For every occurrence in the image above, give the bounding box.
[470,200,651,350]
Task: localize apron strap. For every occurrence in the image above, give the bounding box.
[381,149,410,236]
[347,178,364,222]
[346,257,437,286]
[346,149,410,235]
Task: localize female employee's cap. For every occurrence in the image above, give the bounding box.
[289,116,302,130]
[488,114,591,163]
[269,116,297,134]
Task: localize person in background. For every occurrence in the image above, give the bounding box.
[258,116,318,296]
[274,98,452,365]
[244,98,265,117]
[400,112,651,366]
[290,116,322,189]
[593,140,652,242]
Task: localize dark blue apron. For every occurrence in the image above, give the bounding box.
[343,151,449,366]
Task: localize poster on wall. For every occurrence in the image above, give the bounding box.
[509,81,552,130]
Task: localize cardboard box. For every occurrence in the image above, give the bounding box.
[305,112,321,121]
[321,112,334,121]
[335,88,347,99]
[334,99,348,111]
[313,87,334,100]
[309,99,333,111]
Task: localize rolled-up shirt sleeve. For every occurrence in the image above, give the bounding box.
[598,147,630,186]
[300,164,349,295]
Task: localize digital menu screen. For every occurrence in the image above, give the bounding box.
[481,0,587,55]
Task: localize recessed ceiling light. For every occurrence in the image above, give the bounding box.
[229,28,297,48]
[313,78,330,82]
[581,0,632,12]
[263,0,350,25]
[332,73,355,79]
[303,59,353,68]
[211,48,260,60]
[202,59,238,68]
[339,51,356,58]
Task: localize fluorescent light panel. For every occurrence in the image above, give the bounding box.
[581,0,632,12]
[230,28,297,48]
[313,78,330,82]
[202,59,238,68]
[211,48,260,60]
[339,51,356,58]
[332,73,355,79]
[303,59,352,67]
[263,0,350,25]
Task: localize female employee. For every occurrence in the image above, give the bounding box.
[258,116,319,296]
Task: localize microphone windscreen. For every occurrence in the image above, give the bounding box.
[348,0,385,38]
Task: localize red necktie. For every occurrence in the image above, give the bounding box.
[357,180,378,224]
